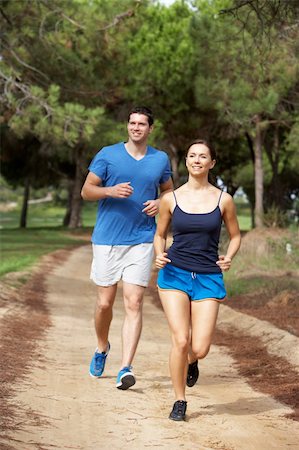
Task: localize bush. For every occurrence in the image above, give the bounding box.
[263,206,289,228]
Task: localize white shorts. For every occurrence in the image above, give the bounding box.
[90,243,154,287]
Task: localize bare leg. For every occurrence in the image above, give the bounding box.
[121,282,145,368]
[190,299,220,360]
[94,284,117,352]
[159,289,191,401]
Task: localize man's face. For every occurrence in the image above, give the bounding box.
[127,113,153,144]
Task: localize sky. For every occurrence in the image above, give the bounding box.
[159,0,176,6]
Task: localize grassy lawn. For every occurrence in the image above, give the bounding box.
[0,202,97,229]
[235,200,251,231]
[0,227,91,277]
[0,202,98,277]
[222,227,299,297]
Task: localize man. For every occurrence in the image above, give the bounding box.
[81,106,173,390]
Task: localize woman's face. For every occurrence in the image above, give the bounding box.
[186,144,216,176]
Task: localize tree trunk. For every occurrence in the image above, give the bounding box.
[169,143,180,188]
[250,203,255,229]
[272,125,280,206]
[20,178,30,228]
[265,124,280,209]
[244,132,255,228]
[245,132,255,164]
[68,146,84,229]
[253,116,264,228]
[63,180,74,227]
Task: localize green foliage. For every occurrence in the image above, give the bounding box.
[124,2,196,117]
[286,120,299,155]
[1,0,298,228]
[8,83,105,147]
[192,5,298,126]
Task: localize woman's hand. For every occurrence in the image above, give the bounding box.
[216,255,232,272]
[155,252,171,269]
[142,199,159,217]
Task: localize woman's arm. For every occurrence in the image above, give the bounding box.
[153,193,173,269]
[142,178,174,217]
[217,193,241,272]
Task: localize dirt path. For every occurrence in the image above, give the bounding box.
[1,246,298,450]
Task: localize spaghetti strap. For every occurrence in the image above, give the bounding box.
[217,190,223,206]
[173,191,178,205]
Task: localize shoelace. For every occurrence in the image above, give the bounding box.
[175,401,186,415]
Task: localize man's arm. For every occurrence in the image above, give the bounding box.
[81,172,133,201]
[160,178,174,195]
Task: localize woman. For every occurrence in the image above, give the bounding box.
[154,139,241,421]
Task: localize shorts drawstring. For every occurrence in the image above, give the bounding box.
[191,272,197,279]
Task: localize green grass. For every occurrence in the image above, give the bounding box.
[236,214,251,231]
[0,202,97,229]
[0,227,90,277]
[0,201,95,277]
[235,200,252,231]
[222,228,299,297]
[224,274,299,297]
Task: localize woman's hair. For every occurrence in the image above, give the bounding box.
[185,139,216,161]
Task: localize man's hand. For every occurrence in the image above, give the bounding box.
[109,182,134,198]
[216,255,232,272]
[142,199,159,217]
[155,252,171,269]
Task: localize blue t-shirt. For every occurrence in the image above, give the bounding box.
[89,142,172,245]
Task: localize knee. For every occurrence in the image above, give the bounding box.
[95,296,113,313]
[173,335,189,354]
[125,295,143,315]
[192,344,211,360]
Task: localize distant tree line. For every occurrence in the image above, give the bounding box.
[1,0,298,228]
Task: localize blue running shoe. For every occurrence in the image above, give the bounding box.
[89,342,110,378]
[116,366,136,390]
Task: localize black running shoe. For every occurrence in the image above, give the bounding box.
[186,360,199,387]
[169,400,187,421]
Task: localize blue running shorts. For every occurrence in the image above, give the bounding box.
[157,263,226,301]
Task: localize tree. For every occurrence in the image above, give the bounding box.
[191,0,299,227]
[120,1,202,186]
[0,125,58,227]
[0,0,141,227]
[220,0,299,39]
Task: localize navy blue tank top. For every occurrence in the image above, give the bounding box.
[167,191,223,273]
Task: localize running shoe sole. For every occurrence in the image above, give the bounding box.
[89,372,102,378]
[116,373,136,390]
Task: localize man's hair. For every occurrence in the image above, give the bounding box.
[127,106,154,126]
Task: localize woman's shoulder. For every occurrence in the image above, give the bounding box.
[218,190,235,209]
[174,184,188,195]
[160,190,175,205]
[220,190,233,201]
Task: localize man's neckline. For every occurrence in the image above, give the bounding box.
[123,142,148,161]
